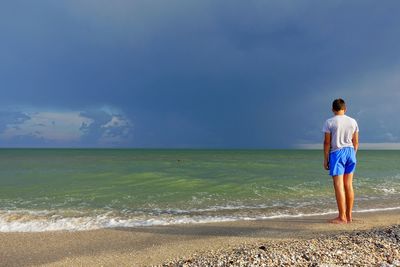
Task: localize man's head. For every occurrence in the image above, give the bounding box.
[332,98,346,113]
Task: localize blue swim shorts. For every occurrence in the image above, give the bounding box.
[329,147,357,176]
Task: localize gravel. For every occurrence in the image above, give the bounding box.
[158,224,400,267]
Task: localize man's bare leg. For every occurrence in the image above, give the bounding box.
[343,172,354,223]
[330,175,347,224]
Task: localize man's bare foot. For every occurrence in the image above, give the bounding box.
[328,217,347,224]
[347,218,353,223]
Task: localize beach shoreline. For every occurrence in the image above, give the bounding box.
[0,209,398,266]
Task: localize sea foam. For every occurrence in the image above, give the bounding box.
[1,206,400,232]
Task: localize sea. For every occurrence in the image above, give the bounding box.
[0,149,399,232]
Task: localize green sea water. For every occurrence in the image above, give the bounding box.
[0,149,399,231]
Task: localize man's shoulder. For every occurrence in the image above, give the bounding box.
[344,115,358,124]
[325,115,357,125]
[325,116,337,123]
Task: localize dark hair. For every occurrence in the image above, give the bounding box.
[332,98,346,111]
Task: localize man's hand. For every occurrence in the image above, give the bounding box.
[323,132,331,171]
[324,159,329,170]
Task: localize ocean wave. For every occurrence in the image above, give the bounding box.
[372,186,398,195]
[1,206,400,232]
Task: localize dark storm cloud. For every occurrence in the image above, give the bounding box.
[1,0,400,147]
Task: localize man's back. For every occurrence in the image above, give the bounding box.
[323,114,359,152]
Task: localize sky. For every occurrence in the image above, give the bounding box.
[1,0,400,148]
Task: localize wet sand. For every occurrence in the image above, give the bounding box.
[0,210,398,266]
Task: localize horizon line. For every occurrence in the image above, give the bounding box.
[1,143,400,150]
[296,142,400,150]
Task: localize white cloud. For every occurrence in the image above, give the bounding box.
[99,115,133,145]
[0,107,134,146]
[0,111,93,142]
[101,115,129,129]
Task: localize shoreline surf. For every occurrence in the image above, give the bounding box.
[1,205,399,232]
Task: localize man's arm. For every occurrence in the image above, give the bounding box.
[323,132,331,170]
[352,131,359,152]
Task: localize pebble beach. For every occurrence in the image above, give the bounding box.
[160,224,400,267]
[0,210,399,266]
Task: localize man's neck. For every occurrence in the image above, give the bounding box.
[334,110,345,116]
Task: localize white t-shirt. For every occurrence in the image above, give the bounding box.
[322,115,359,152]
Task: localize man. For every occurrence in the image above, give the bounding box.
[323,98,359,224]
